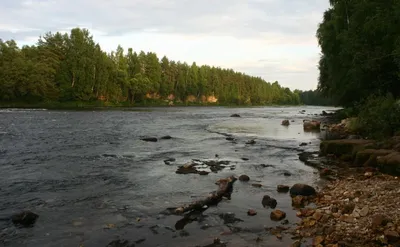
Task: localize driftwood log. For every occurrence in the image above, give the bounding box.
[174,176,237,215]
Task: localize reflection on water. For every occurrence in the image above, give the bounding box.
[0,105,339,247]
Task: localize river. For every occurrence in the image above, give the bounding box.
[0,106,338,247]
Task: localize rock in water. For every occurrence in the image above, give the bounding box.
[239,175,250,182]
[11,211,39,227]
[289,183,317,196]
[281,120,290,126]
[262,195,277,209]
[140,137,158,142]
[246,139,256,145]
[270,210,286,221]
[247,209,257,216]
[230,114,241,118]
[160,135,172,140]
[277,185,290,193]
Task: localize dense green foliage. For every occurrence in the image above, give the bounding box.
[317,1,400,138]
[354,94,400,139]
[0,28,301,106]
[317,0,400,107]
[296,89,334,106]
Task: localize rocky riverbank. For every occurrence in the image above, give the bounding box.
[292,118,400,247]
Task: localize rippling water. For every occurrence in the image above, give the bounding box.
[0,106,338,247]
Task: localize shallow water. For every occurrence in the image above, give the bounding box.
[0,106,338,247]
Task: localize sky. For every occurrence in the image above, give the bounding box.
[0,0,330,91]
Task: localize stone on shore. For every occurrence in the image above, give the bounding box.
[377,151,400,175]
[289,183,317,197]
[320,139,374,157]
[353,149,393,167]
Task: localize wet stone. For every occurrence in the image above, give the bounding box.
[160,135,172,140]
[270,210,286,221]
[290,184,317,197]
[277,185,290,193]
[140,137,158,142]
[262,195,277,209]
[239,175,250,182]
[247,209,257,216]
[11,211,39,227]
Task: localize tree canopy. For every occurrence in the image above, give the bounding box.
[0,28,302,106]
[317,0,400,107]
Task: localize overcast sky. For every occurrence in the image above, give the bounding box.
[0,0,330,91]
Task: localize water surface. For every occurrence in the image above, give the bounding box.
[0,106,337,247]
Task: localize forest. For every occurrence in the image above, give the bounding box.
[0,28,303,107]
[317,0,400,137]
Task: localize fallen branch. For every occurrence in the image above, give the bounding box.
[174,176,237,215]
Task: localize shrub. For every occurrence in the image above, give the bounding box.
[356,94,400,139]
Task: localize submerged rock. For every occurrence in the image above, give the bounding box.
[11,211,39,227]
[106,239,135,247]
[262,195,277,209]
[226,137,235,141]
[290,184,317,197]
[164,158,176,165]
[140,137,158,142]
[230,114,241,118]
[219,213,243,224]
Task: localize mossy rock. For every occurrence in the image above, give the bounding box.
[353,149,393,167]
[377,152,400,176]
[320,139,374,157]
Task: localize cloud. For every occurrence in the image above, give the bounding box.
[0,0,330,90]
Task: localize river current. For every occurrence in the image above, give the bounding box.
[0,106,338,247]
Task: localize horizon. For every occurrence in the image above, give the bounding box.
[0,0,330,91]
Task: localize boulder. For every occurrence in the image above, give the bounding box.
[289,183,316,197]
[320,139,374,157]
[140,137,158,142]
[277,185,290,193]
[239,175,250,182]
[281,120,290,126]
[262,195,277,208]
[270,210,286,221]
[11,211,39,227]
[353,149,393,167]
[377,151,400,175]
[303,120,321,131]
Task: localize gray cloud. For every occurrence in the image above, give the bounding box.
[0,0,330,41]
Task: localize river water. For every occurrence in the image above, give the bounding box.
[0,106,338,247]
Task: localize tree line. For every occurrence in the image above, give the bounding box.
[0,28,303,106]
[317,0,400,107]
